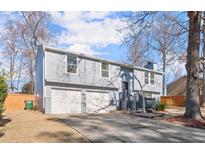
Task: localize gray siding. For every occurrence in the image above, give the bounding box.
[45,51,121,89]
[35,47,164,113]
[44,50,163,95]
[134,69,163,95]
[35,46,44,111]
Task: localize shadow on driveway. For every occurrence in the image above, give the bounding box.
[36,130,85,143]
[0,116,11,138]
[0,117,11,127]
[51,113,205,143]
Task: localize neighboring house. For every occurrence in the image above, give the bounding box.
[167,75,203,96]
[35,46,163,114]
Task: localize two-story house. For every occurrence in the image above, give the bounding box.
[35,46,163,114]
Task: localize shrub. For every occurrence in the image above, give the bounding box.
[156,102,165,111]
[0,102,5,114]
[0,74,8,115]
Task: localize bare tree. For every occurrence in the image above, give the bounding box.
[121,12,187,96]
[150,14,184,95]
[0,21,22,91]
[127,35,150,66]
[121,12,156,66]
[0,12,54,93]
[184,11,203,120]
[171,64,185,81]
[20,11,52,58]
[17,11,53,93]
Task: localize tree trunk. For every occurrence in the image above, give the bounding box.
[202,11,205,107]
[9,54,14,91]
[184,11,203,119]
[162,51,166,96]
[29,60,34,94]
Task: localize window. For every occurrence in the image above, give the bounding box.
[144,71,155,85]
[144,71,149,84]
[66,54,78,74]
[144,92,152,98]
[101,62,109,78]
[150,73,154,85]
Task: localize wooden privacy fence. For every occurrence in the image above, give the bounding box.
[161,95,203,107]
[4,94,36,111]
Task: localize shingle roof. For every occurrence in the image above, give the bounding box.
[167,76,203,96]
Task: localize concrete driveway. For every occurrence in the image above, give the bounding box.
[57,113,205,143]
[0,110,87,143]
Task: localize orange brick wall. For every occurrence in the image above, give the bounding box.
[4,94,36,111]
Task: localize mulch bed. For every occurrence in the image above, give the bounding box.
[166,116,205,129]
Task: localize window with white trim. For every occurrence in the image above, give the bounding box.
[101,62,109,78]
[66,54,78,74]
[144,71,149,84]
[144,91,152,98]
[150,72,154,85]
[144,71,155,85]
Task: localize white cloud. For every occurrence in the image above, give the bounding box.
[67,44,110,56]
[83,12,110,20]
[68,44,96,55]
[50,11,126,55]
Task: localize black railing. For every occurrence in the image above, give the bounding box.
[119,93,156,110]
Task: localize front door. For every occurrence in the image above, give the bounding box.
[122,81,128,98]
[121,81,129,109]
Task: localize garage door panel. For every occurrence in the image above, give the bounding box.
[51,89,110,114]
[86,91,109,113]
[67,91,81,113]
[51,89,81,114]
[51,90,67,113]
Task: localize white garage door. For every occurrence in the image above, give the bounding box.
[51,89,81,114]
[86,91,109,113]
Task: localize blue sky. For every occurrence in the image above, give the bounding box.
[0,11,176,64]
[48,11,186,84]
[48,11,130,63]
[0,11,187,84]
[0,11,130,63]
